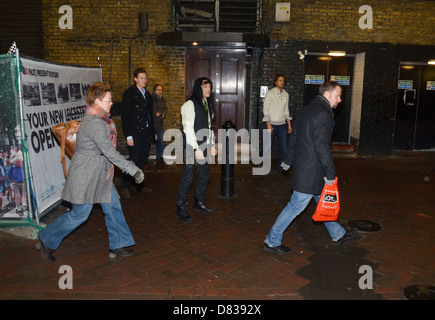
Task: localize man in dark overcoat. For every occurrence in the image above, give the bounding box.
[264,81,358,254]
[121,68,155,198]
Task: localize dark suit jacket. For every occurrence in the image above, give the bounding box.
[121,85,155,140]
[282,95,336,195]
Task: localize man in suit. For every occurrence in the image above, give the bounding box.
[264,81,358,254]
[121,68,155,198]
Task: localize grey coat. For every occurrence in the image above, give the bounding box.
[152,93,168,131]
[61,114,139,204]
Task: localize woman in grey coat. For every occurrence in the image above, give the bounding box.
[36,82,144,263]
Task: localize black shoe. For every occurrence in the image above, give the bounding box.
[35,239,56,263]
[176,205,193,222]
[334,227,358,246]
[108,247,135,258]
[264,243,292,254]
[193,200,215,214]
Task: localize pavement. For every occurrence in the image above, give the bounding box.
[0,151,434,302]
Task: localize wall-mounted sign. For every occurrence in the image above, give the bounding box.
[275,3,291,22]
[426,81,435,90]
[260,86,268,98]
[330,75,350,86]
[305,75,325,84]
[398,80,413,89]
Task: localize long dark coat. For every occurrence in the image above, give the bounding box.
[282,95,336,195]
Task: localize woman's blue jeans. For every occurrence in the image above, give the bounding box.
[38,188,135,250]
[265,190,346,247]
[155,129,164,160]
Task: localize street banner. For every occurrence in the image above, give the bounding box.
[0,53,25,219]
[20,57,101,217]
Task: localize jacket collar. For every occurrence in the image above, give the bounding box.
[316,94,332,109]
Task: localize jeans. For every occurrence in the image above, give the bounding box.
[38,188,135,250]
[176,161,210,207]
[269,124,288,171]
[265,190,346,247]
[155,129,164,160]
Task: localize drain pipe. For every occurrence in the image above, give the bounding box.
[128,12,148,87]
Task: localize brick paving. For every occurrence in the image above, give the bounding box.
[0,152,434,300]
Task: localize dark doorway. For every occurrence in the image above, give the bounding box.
[186,49,246,136]
[303,55,354,143]
[393,63,435,150]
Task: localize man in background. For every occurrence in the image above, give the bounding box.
[262,74,292,172]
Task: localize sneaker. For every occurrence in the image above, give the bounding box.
[108,247,135,258]
[334,228,358,246]
[264,243,292,254]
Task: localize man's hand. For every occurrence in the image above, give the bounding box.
[210,146,217,156]
[134,169,144,184]
[195,149,205,160]
[324,177,335,186]
[281,162,290,171]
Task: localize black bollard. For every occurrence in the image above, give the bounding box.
[221,120,235,198]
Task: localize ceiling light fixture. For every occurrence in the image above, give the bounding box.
[328,51,346,57]
[428,59,435,65]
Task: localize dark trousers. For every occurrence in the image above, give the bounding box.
[176,160,210,207]
[122,130,152,189]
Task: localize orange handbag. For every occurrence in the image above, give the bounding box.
[312,177,340,221]
[52,120,80,178]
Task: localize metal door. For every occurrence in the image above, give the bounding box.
[303,55,354,143]
[393,63,435,150]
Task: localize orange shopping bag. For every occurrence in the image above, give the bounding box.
[312,177,340,221]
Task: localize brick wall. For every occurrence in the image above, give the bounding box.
[263,0,435,45]
[42,0,186,156]
[40,0,435,156]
